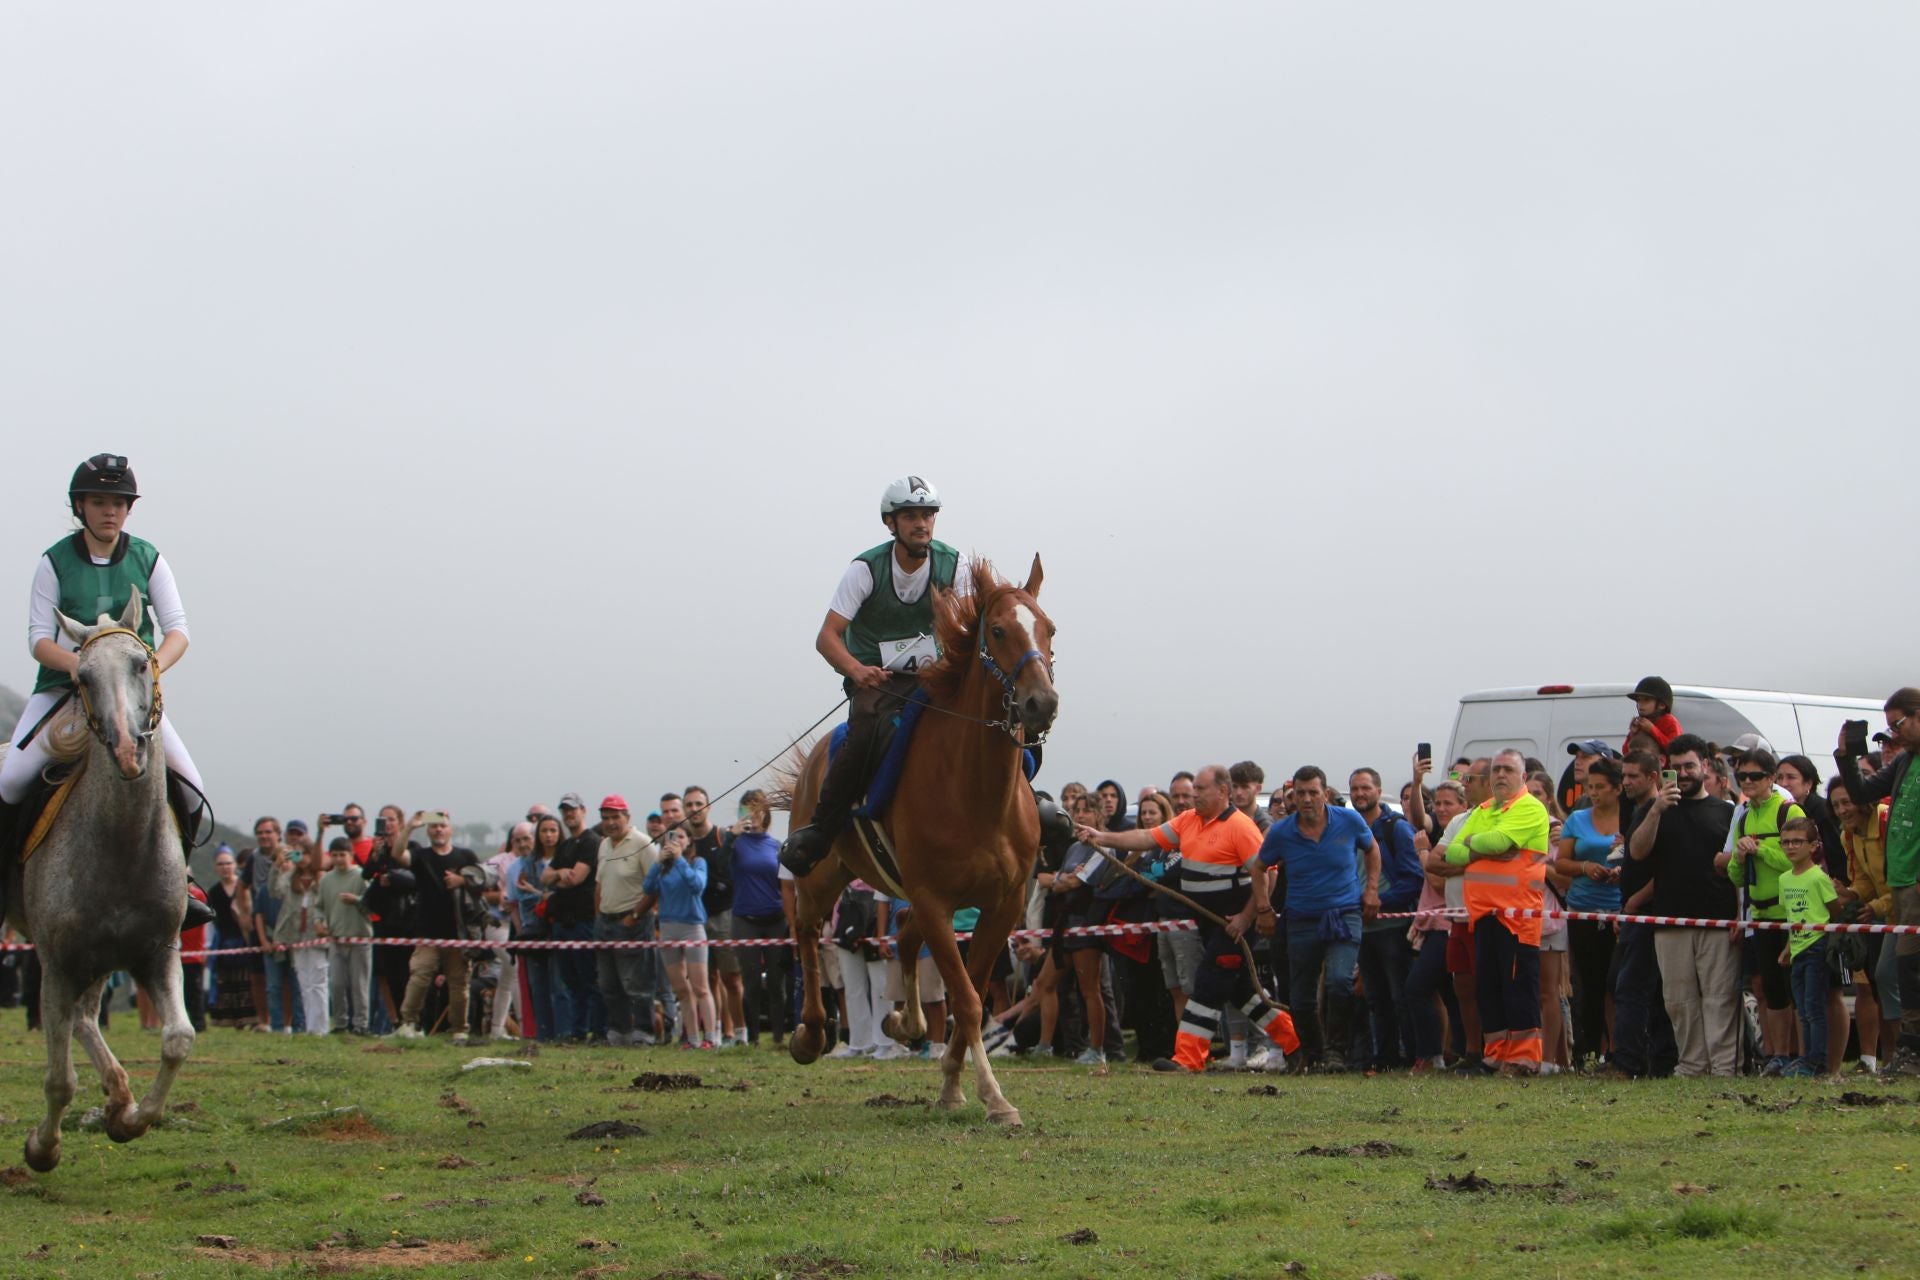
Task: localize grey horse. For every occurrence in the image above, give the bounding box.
[1,592,194,1172]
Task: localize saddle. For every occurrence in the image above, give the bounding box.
[826,689,1038,823]
[4,765,203,866]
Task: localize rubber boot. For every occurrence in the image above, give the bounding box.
[780,707,884,877]
[1035,794,1075,870]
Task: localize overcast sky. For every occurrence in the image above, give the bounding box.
[4,5,1917,830]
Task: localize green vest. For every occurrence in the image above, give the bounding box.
[1729,793,1803,919]
[843,540,958,669]
[34,533,159,694]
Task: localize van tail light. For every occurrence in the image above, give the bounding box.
[1536,685,1574,695]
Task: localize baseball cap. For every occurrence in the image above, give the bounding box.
[1567,739,1619,759]
[559,791,585,810]
[285,818,308,834]
[599,794,630,813]
[1726,733,1774,756]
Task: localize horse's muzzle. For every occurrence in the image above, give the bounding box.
[1019,686,1059,737]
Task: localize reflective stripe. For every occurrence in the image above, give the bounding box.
[1182,860,1246,879]
[1183,879,1244,894]
[1183,1000,1220,1023]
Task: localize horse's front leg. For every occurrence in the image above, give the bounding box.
[69,977,140,1142]
[24,970,80,1172]
[125,946,195,1137]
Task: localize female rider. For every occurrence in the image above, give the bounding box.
[2,456,210,925]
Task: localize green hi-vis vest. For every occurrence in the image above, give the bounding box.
[843,540,959,670]
[34,533,159,695]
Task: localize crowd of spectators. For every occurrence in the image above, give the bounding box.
[4,682,1917,1083]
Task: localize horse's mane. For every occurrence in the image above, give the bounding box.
[920,557,1016,701]
[42,701,88,767]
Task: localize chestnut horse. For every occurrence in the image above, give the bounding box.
[785,555,1057,1126]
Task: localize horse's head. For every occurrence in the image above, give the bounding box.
[56,593,161,781]
[980,554,1059,741]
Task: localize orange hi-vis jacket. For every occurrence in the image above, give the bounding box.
[1447,793,1552,946]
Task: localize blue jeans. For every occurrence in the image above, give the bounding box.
[1790,939,1830,1072]
[522,949,559,1042]
[261,951,304,1033]
[1286,912,1361,1063]
[366,965,393,1036]
[1611,922,1676,1077]
[550,920,604,1040]
[1404,929,1451,1062]
[1358,924,1416,1068]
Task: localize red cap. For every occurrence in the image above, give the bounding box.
[599,794,630,813]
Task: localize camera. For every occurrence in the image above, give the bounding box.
[1844,719,1871,757]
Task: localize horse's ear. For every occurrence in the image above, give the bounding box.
[56,610,97,647]
[1022,554,1044,599]
[118,591,145,634]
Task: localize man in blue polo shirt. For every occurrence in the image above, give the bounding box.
[1258,766,1380,1072]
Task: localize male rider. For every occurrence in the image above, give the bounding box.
[779,477,970,875]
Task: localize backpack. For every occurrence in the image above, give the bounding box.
[832,886,878,953]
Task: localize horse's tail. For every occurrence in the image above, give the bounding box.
[766,740,817,811]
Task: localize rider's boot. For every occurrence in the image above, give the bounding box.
[780,707,885,877]
[167,773,217,931]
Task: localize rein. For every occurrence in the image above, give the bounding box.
[73,627,164,749]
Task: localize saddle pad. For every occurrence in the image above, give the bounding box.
[827,690,1037,823]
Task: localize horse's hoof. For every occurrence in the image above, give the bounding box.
[788,1025,825,1065]
[880,1012,904,1043]
[988,1107,1023,1128]
[104,1106,145,1144]
[23,1138,58,1173]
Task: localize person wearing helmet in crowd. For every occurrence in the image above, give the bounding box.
[780,478,1073,877]
[1,454,213,926]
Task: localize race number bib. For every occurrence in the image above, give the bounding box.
[879,634,938,673]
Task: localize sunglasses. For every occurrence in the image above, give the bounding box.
[1735,771,1772,783]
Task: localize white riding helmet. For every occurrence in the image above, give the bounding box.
[880,475,941,515]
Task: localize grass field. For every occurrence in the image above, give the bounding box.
[0,1020,1915,1279]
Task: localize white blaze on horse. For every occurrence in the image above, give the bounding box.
[785,556,1057,1126]
[2,593,195,1172]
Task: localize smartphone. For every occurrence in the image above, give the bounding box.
[1660,769,1678,787]
[374,817,390,837]
[326,813,350,827]
[1416,742,1432,766]
[1844,719,1871,756]
[422,811,450,826]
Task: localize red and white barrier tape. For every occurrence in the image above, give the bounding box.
[1,907,1911,960]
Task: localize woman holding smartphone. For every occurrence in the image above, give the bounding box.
[642,828,719,1048]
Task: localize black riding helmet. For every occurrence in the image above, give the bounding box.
[69,453,140,515]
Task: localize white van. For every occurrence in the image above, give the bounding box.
[1445,683,1883,780]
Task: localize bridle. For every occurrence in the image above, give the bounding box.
[73,627,164,749]
[977,601,1054,747]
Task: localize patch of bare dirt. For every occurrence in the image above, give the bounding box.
[1061,1228,1099,1245]
[311,1112,386,1143]
[630,1072,704,1092]
[769,1254,857,1277]
[1298,1140,1409,1159]
[1835,1091,1909,1108]
[862,1093,930,1109]
[192,1240,497,1270]
[0,1167,32,1188]
[568,1121,648,1140]
[435,1154,479,1169]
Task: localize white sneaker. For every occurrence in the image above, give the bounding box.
[827,1043,864,1060]
[871,1044,909,1061]
[452,1032,469,1047]
[389,1025,423,1040]
[1260,1050,1288,1073]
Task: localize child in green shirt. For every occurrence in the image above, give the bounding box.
[1776,817,1846,1077]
